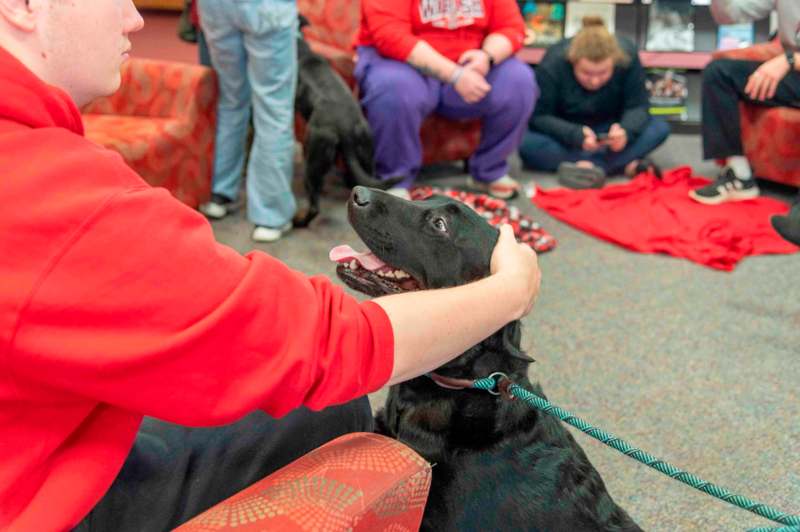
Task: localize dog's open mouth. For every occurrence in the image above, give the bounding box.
[329,245,422,297]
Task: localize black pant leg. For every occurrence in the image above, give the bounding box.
[703,58,800,160]
[74,397,373,532]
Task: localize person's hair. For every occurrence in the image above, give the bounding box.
[567,16,629,66]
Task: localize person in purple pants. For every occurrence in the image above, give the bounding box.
[354,0,539,200]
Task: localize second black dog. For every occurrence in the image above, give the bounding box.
[332,187,643,532]
[294,18,396,227]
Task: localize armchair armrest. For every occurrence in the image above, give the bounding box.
[82,58,217,121]
[712,39,783,62]
[174,432,432,531]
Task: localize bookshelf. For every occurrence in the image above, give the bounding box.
[516,0,772,131]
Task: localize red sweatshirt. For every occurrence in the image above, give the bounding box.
[356,0,525,62]
[0,47,394,531]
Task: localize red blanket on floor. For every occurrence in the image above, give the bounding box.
[532,167,798,271]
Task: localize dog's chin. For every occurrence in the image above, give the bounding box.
[335,263,422,297]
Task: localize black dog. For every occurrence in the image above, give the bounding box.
[333,187,642,531]
[293,17,396,227]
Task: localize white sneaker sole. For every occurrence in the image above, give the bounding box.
[252,222,292,243]
[198,202,228,219]
[689,187,760,205]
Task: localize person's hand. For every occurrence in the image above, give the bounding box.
[458,49,491,77]
[607,123,628,152]
[582,126,600,152]
[490,224,541,318]
[745,54,791,101]
[454,67,491,104]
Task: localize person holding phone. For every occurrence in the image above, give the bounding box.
[519,17,670,187]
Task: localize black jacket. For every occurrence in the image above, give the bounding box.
[530,36,650,148]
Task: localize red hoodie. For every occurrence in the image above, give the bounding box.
[356,0,525,62]
[0,47,394,531]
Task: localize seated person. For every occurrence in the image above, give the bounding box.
[519,17,670,184]
[0,1,542,529]
[689,0,800,204]
[355,0,538,199]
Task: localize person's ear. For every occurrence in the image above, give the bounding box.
[0,0,37,32]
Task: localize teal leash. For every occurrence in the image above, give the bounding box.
[471,373,800,531]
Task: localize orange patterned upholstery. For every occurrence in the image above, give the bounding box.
[297,0,481,165]
[174,433,432,531]
[82,58,218,208]
[713,41,800,187]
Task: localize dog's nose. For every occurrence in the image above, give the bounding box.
[352,186,371,207]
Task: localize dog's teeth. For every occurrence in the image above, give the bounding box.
[384,271,396,279]
[395,270,409,279]
[349,260,359,270]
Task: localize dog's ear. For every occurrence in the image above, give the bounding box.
[502,321,535,363]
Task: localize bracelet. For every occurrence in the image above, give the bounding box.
[449,66,465,85]
[481,49,495,68]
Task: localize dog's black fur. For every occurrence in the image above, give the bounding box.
[339,187,642,532]
[293,17,396,228]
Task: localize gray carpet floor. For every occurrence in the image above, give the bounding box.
[209,134,799,531]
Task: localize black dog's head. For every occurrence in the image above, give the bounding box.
[331,186,533,377]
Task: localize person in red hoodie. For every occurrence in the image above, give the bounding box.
[355,0,538,200]
[0,1,541,530]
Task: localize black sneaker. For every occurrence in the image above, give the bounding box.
[771,200,800,246]
[689,167,760,205]
[199,193,234,219]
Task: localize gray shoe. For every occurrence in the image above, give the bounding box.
[689,167,759,205]
[252,222,292,243]
[771,201,800,246]
[557,162,606,189]
[199,194,235,219]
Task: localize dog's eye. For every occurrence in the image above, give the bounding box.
[432,217,448,233]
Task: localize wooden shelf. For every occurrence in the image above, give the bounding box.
[134,0,183,10]
[518,48,713,70]
[638,51,712,70]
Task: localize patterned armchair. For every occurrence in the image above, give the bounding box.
[713,41,800,187]
[296,0,481,165]
[82,58,218,208]
[174,433,432,531]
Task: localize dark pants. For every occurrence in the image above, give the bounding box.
[518,117,670,175]
[74,398,373,532]
[702,58,800,160]
[197,29,212,67]
[354,46,538,188]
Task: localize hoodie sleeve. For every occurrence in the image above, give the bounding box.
[487,0,526,52]
[710,0,775,25]
[362,0,420,61]
[7,186,394,425]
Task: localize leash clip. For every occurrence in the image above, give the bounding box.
[483,372,515,401]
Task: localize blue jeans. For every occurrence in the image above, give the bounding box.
[519,117,670,175]
[199,0,297,227]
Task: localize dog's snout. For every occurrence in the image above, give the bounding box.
[352,186,371,207]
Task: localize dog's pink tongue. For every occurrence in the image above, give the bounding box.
[329,245,386,271]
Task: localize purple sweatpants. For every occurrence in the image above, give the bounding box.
[354,46,539,189]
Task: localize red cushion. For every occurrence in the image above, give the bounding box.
[82,58,217,208]
[175,433,431,531]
